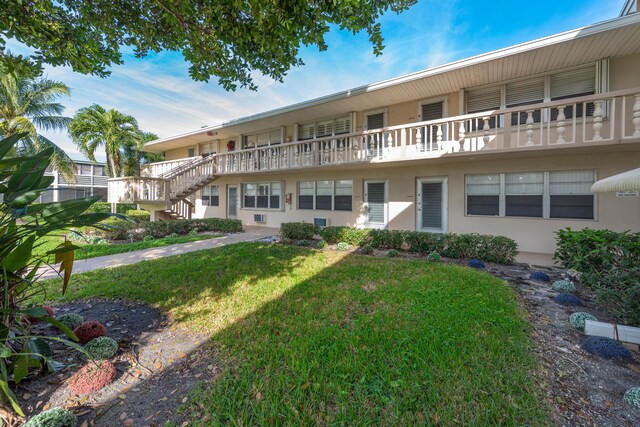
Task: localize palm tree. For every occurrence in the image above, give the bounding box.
[0,71,75,178]
[68,104,140,178]
[122,131,164,177]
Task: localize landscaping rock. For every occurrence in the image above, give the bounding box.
[467,259,485,269]
[581,336,634,361]
[554,293,584,306]
[530,271,551,282]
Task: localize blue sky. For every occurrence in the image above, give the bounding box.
[7,0,624,161]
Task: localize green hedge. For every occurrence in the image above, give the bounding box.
[280,224,519,264]
[555,227,640,326]
[85,202,137,214]
[124,209,150,222]
[279,222,317,240]
[105,217,242,241]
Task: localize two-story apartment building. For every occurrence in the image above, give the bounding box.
[109,1,640,263]
[41,160,108,202]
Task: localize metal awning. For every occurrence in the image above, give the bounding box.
[591,168,640,193]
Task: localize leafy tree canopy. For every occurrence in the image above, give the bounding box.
[0,0,416,90]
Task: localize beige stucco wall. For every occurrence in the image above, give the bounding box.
[191,146,640,257]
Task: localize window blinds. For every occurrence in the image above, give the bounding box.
[467,87,501,113]
[550,66,596,100]
[366,113,385,130]
[506,78,545,107]
[421,102,444,121]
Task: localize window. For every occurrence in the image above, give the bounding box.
[366,112,385,130]
[202,185,219,206]
[242,182,281,209]
[505,173,544,217]
[466,171,595,220]
[465,174,500,216]
[465,64,599,124]
[188,148,196,157]
[79,164,92,175]
[242,128,283,149]
[297,180,353,211]
[93,165,106,176]
[298,114,352,140]
[549,171,595,219]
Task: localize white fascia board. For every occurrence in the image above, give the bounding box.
[146,12,640,149]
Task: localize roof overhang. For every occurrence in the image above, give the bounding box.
[145,12,640,153]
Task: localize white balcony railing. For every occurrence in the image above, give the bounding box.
[141,157,198,177]
[110,89,640,204]
[108,177,169,204]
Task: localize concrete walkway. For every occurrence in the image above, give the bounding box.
[39,226,279,280]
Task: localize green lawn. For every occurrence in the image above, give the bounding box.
[38,243,545,425]
[33,233,222,262]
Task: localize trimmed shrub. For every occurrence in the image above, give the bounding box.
[297,239,309,247]
[84,336,119,360]
[24,407,77,427]
[624,387,640,410]
[124,209,150,221]
[581,336,633,361]
[56,313,84,330]
[104,217,242,241]
[387,249,399,258]
[552,280,576,293]
[280,222,317,240]
[73,321,107,344]
[360,244,373,255]
[568,312,597,330]
[336,242,349,251]
[587,267,640,327]
[530,271,551,282]
[69,360,117,394]
[555,228,640,276]
[143,235,154,242]
[426,252,441,262]
[319,227,372,246]
[316,239,328,249]
[555,228,640,327]
[319,227,517,263]
[281,237,293,245]
[555,293,584,306]
[85,202,136,214]
[467,259,485,269]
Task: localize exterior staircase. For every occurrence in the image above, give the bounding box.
[159,154,219,220]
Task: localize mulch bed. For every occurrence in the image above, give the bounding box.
[18,300,216,426]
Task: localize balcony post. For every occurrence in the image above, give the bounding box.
[482,118,490,146]
[556,106,566,144]
[525,110,535,146]
[633,94,640,137]
[437,124,443,150]
[458,121,466,152]
[593,101,603,141]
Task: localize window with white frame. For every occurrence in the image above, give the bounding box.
[297,180,353,211]
[297,114,352,140]
[242,128,283,149]
[242,182,281,209]
[201,185,219,206]
[465,64,599,125]
[465,171,595,220]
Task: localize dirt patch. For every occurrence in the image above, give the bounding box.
[18,299,215,426]
[485,263,640,426]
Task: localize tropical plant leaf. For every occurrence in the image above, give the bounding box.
[1,235,35,272]
[40,196,102,226]
[54,240,75,291]
[0,371,24,416]
[37,316,79,341]
[27,338,52,359]
[0,343,11,358]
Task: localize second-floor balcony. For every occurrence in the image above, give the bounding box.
[110,88,640,205]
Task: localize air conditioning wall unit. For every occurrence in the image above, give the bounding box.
[314,217,328,228]
[254,214,266,223]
